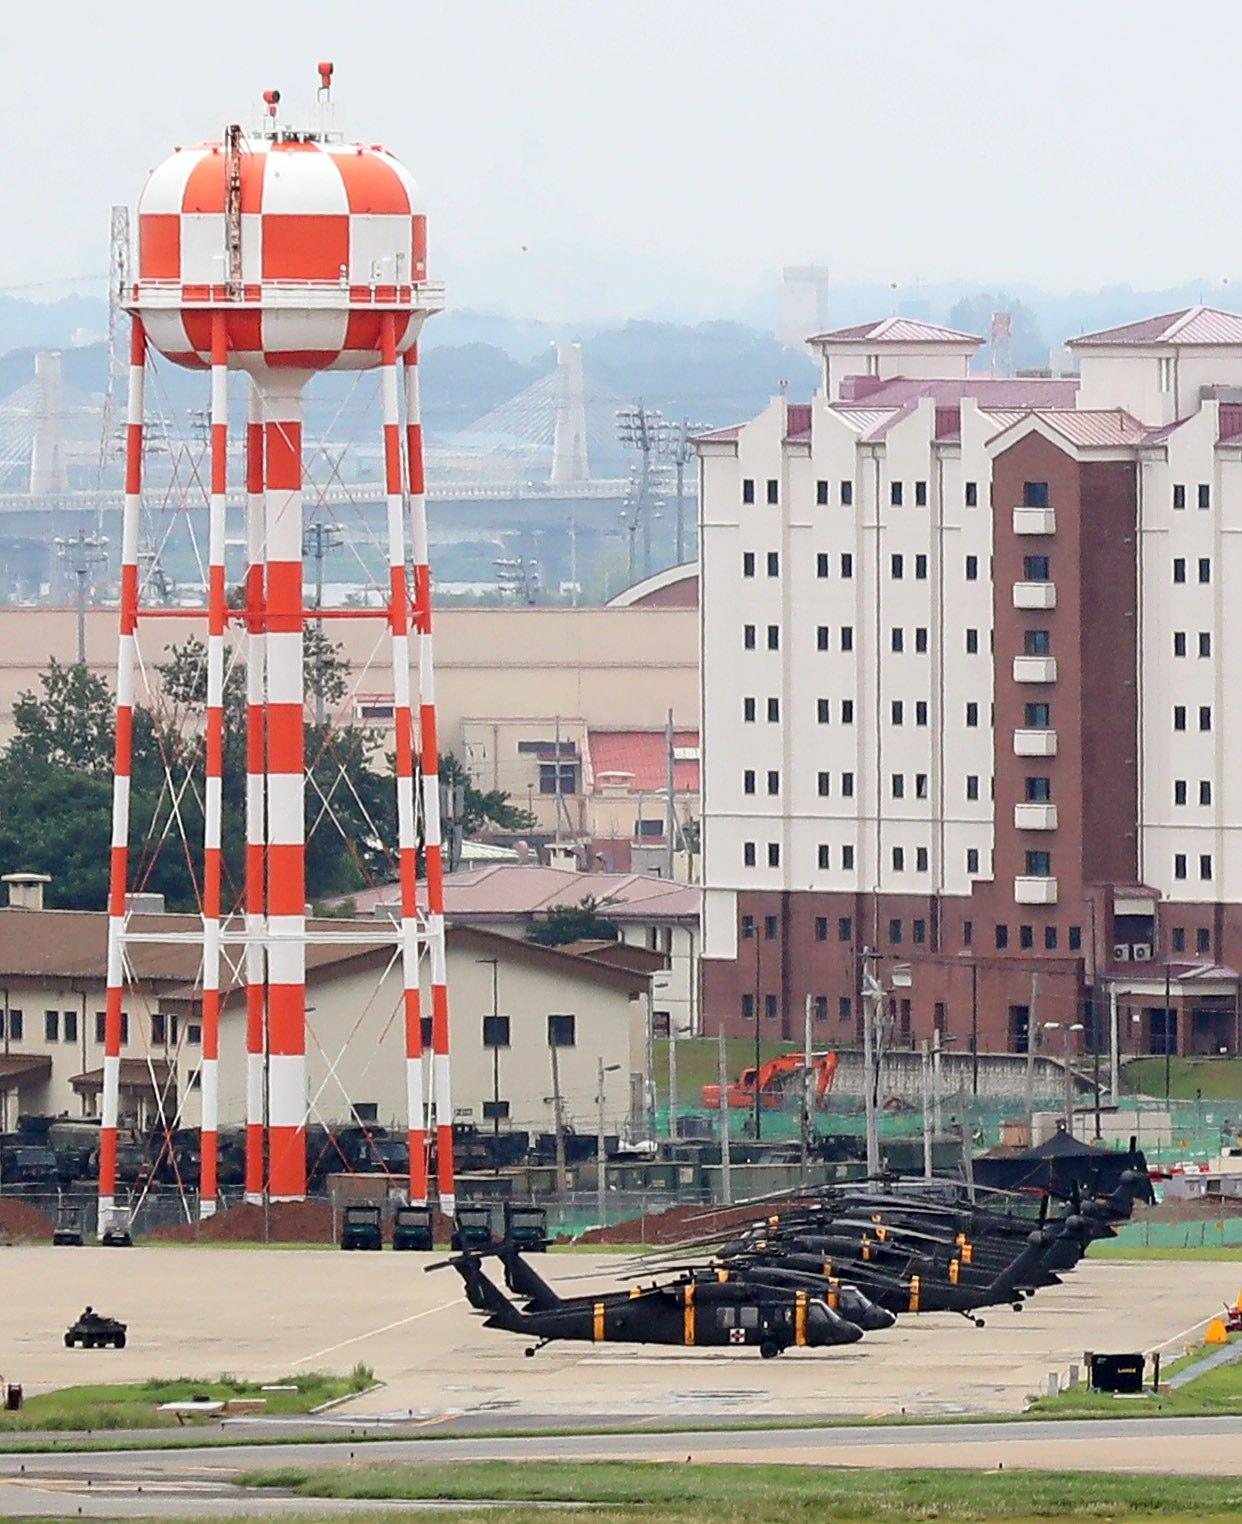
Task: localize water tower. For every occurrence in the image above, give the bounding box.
[98,65,456,1228]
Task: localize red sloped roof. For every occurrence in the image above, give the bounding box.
[588,729,699,793]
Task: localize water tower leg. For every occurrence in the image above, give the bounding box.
[380,317,428,1205]
[199,314,228,1218]
[404,350,455,1215]
[98,319,146,1237]
[262,375,308,1203]
[244,385,268,1204]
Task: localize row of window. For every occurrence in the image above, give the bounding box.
[742,842,858,870]
[740,695,1002,728]
[1172,927,1213,954]
[740,842,991,876]
[0,1010,133,1044]
[482,1014,576,1048]
[1173,632,1212,657]
[1174,854,1214,881]
[743,769,858,797]
[1173,780,1213,806]
[741,992,854,1021]
[745,910,1091,955]
[1173,706,1213,731]
[741,478,988,509]
[1171,483,1211,510]
[1172,558,1211,583]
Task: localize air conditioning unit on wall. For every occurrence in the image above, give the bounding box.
[1132,943,1153,962]
[1113,943,1130,961]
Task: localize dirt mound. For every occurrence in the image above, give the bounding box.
[152,1200,334,1244]
[0,1199,56,1241]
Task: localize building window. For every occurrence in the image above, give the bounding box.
[916,845,928,870]
[767,624,780,651]
[1200,854,1213,880]
[965,481,978,507]
[766,479,779,504]
[842,844,855,869]
[151,1013,168,1046]
[842,700,855,723]
[966,702,979,727]
[911,552,928,581]
[539,762,579,795]
[967,848,979,873]
[64,1009,77,1042]
[547,1013,576,1047]
[764,914,779,940]
[186,1022,201,1045]
[841,626,854,651]
[742,551,755,577]
[1023,555,1050,581]
[891,627,904,652]
[915,627,928,653]
[1199,557,1211,583]
[839,996,853,1021]
[1172,926,1186,952]
[742,993,754,1019]
[966,627,979,654]
[842,772,854,797]
[915,773,928,799]
[966,775,979,801]
[891,481,903,506]
[767,842,780,867]
[44,1010,58,1042]
[1023,481,1049,508]
[816,480,829,505]
[1173,557,1186,583]
[1026,777,1052,802]
[1019,925,1034,950]
[963,920,973,946]
[744,697,756,722]
[892,553,904,579]
[1045,926,1058,950]
[913,918,926,945]
[916,700,928,725]
[839,917,852,941]
[892,700,904,725]
[841,552,853,578]
[741,915,755,939]
[767,697,780,722]
[892,846,905,871]
[1025,702,1050,727]
[889,919,903,944]
[742,478,755,504]
[1025,850,1052,876]
[744,769,756,794]
[815,916,828,942]
[1068,926,1081,951]
[915,480,928,506]
[818,844,830,869]
[1173,631,1187,657]
[1173,706,1186,731]
[744,624,756,650]
[94,1011,106,1043]
[1174,779,1187,805]
[817,698,830,723]
[817,625,830,651]
[1173,483,1185,509]
[841,480,853,506]
[813,994,828,1021]
[1024,629,1051,656]
[1174,853,1187,879]
[1199,631,1211,658]
[1198,483,1211,509]
[892,773,905,799]
[1200,780,1212,806]
[743,841,756,867]
[965,555,978,581]
[1160,356,1174,393]
[765,993,778,1019]
[1196,927,1211,954]
[483,1015,511,1048]
[1199,706,1212,731]
[817,771,830,796]
[767,769,780,795]
[995,924,1008,950]
[817,552,830,578]
[766,551,779,577]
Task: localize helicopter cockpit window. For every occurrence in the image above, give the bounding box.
[738,1306,760,1329]
[716,1307,736,1329]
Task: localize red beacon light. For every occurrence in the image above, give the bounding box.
[262,88,280,119]
[317,61,334,99]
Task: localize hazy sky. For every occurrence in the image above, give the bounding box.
[7,2,1241,322]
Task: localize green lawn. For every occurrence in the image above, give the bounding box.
[0,1365,372,1432]
[240,1459,1242,1521]
[1121,1055,1242,1100]
[1086,1241,1242,1262]
[655,1038,803,1106]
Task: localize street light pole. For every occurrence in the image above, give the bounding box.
[478,957,501,1170]
[1164,963,1173,1102]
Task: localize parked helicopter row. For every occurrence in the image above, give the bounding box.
[439,1144,1151,1360]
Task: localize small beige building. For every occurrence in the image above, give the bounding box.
[0,903,649,1142]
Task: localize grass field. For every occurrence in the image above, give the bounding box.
[240,1459,1242,1521]
[1122,1055,1242,1100]
[0,1365,372,1432]
[654,1037,797,1105]
[1086,1241,1242,1261]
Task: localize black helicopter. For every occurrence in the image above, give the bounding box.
[438,1248,868,1358]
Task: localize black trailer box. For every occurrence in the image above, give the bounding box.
[1088,1353,1144,1394]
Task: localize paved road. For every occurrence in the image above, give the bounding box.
[0,1416,1239,1517]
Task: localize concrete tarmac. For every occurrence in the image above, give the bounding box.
[0,1417,1240,1517]
[3,1245,1238,1422]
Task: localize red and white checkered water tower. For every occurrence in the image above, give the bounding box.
[98,64,456,1229]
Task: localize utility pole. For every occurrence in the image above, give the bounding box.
[303,521,343,725]
[660,417,702,566]
[596,1057,607,1228]
[1164,963,1173,1102]
[478,957,501,1171]
[717,1023,733,1206]
[801,993,814,1185]
[1026,971,1040,1138]
[932,1027,943,1137]
[752,931,763,1142]
[1109,982,1120,1103]
[665,708,676,880]
[860,947,882,1178]
[920,1038,933,1180]
[616,403,669,581]
[970,961,979,1097]
[550,1039,568,1195]
[668,1007,679,1145]
[54,531,109,665]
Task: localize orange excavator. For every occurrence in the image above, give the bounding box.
[701,1051,838,1112]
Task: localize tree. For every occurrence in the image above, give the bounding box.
[526,897,619,947]
[439,751,536,835]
